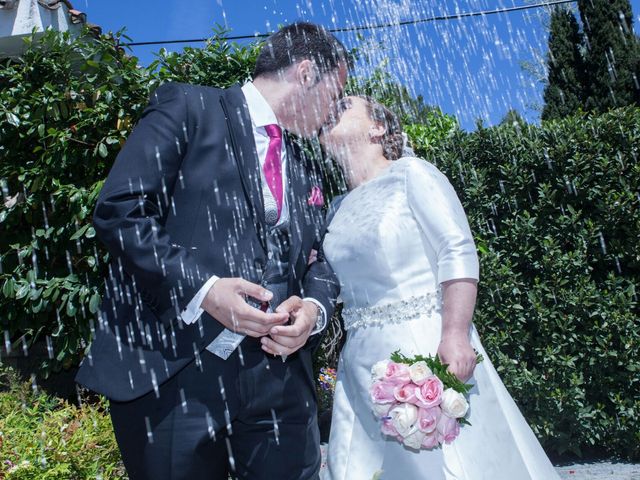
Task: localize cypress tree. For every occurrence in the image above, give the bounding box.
[500,108,527,126]
[577,0,640,112]
[542,7,585,121]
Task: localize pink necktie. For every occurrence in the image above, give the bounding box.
[263,124,283,220]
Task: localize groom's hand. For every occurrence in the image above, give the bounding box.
[200,278,289,337]
[260,296,317,356]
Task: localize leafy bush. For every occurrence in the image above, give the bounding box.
[0,28,258,375]
[0,367,125,479]
[2,27,639,463]
[0,28,152,373]
[408,106,640,460]
[149,26,259,86]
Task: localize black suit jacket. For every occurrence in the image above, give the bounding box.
[76,82,339,401]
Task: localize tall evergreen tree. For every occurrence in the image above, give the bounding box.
[577,0,640,112]
[500,108,527,126]
[542,7,585,121]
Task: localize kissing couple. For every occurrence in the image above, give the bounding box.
[77,21,559,480]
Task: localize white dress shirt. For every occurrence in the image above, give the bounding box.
[179,82,326,335]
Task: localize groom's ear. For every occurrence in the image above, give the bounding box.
[295,59,320,89]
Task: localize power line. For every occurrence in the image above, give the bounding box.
[124,0,576,47]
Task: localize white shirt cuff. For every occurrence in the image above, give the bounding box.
[180,275,220,324]
[303,297,327,335]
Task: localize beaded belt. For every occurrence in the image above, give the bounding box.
[341,291,442,331]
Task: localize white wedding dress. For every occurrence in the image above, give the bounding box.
[321,157,559,480]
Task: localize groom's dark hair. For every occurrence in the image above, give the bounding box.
[254,22,350,80]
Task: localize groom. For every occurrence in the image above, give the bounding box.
[76,22,347,480]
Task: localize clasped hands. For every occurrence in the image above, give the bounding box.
[200,277,318,357]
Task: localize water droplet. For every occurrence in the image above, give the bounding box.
[151,368,159,399]
[46,336,54,359]
[271,408,280,446]
[4,330,12,354]
[180,388,188,414]
[225,437,236,472]
[597,232,607,255]
[145,416,154,444]
[614,257,622,274]
[206,411,216,441]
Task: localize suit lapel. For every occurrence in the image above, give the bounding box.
[216,90,313,269]
[219,86,267,252]
[285,133,310,266]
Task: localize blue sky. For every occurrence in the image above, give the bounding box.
[81,0,640,130]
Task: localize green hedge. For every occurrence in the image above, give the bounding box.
[0,29,151,372]
[0,28,258,373]
[408,107,640,459]
[2,28,639,461]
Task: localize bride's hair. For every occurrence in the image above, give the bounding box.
[359,96,404,161]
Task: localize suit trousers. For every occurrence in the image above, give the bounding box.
[109,337,321,480]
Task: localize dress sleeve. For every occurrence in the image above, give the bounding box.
[404,159,480,284]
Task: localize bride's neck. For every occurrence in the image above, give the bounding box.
[343,147,392,189]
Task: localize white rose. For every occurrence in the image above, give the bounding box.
[389,403,419,437]
[402,429,427,450]
[372,402,392,418]
[408,360,433,385]
[371,359,391,381]
[441,388,469,418]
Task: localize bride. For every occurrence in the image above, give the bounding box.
[318,96,560,479]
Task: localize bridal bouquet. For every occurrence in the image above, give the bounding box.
[369,350,482,450]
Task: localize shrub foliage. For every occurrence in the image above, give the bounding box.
[0,28,258,373]
[409,107,640,459]
[0,367,125,479]
[1,28,638,461]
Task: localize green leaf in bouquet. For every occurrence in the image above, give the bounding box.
[390,349,480,394]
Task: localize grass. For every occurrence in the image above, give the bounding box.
[0,366,126,480]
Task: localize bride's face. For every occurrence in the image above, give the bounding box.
[319,96,374,165]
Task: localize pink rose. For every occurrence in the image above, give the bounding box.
[436,414,460,444]
[385,362,411,385]
[421,430,440,449]
[370,380,396,404]
[414,375,443,408]
[394,383,418,403]
[381,417,399,437]
[417,406,441,434]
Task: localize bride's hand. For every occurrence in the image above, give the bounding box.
[437,334,477,382]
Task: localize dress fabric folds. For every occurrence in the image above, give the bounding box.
[321,158,560,480]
